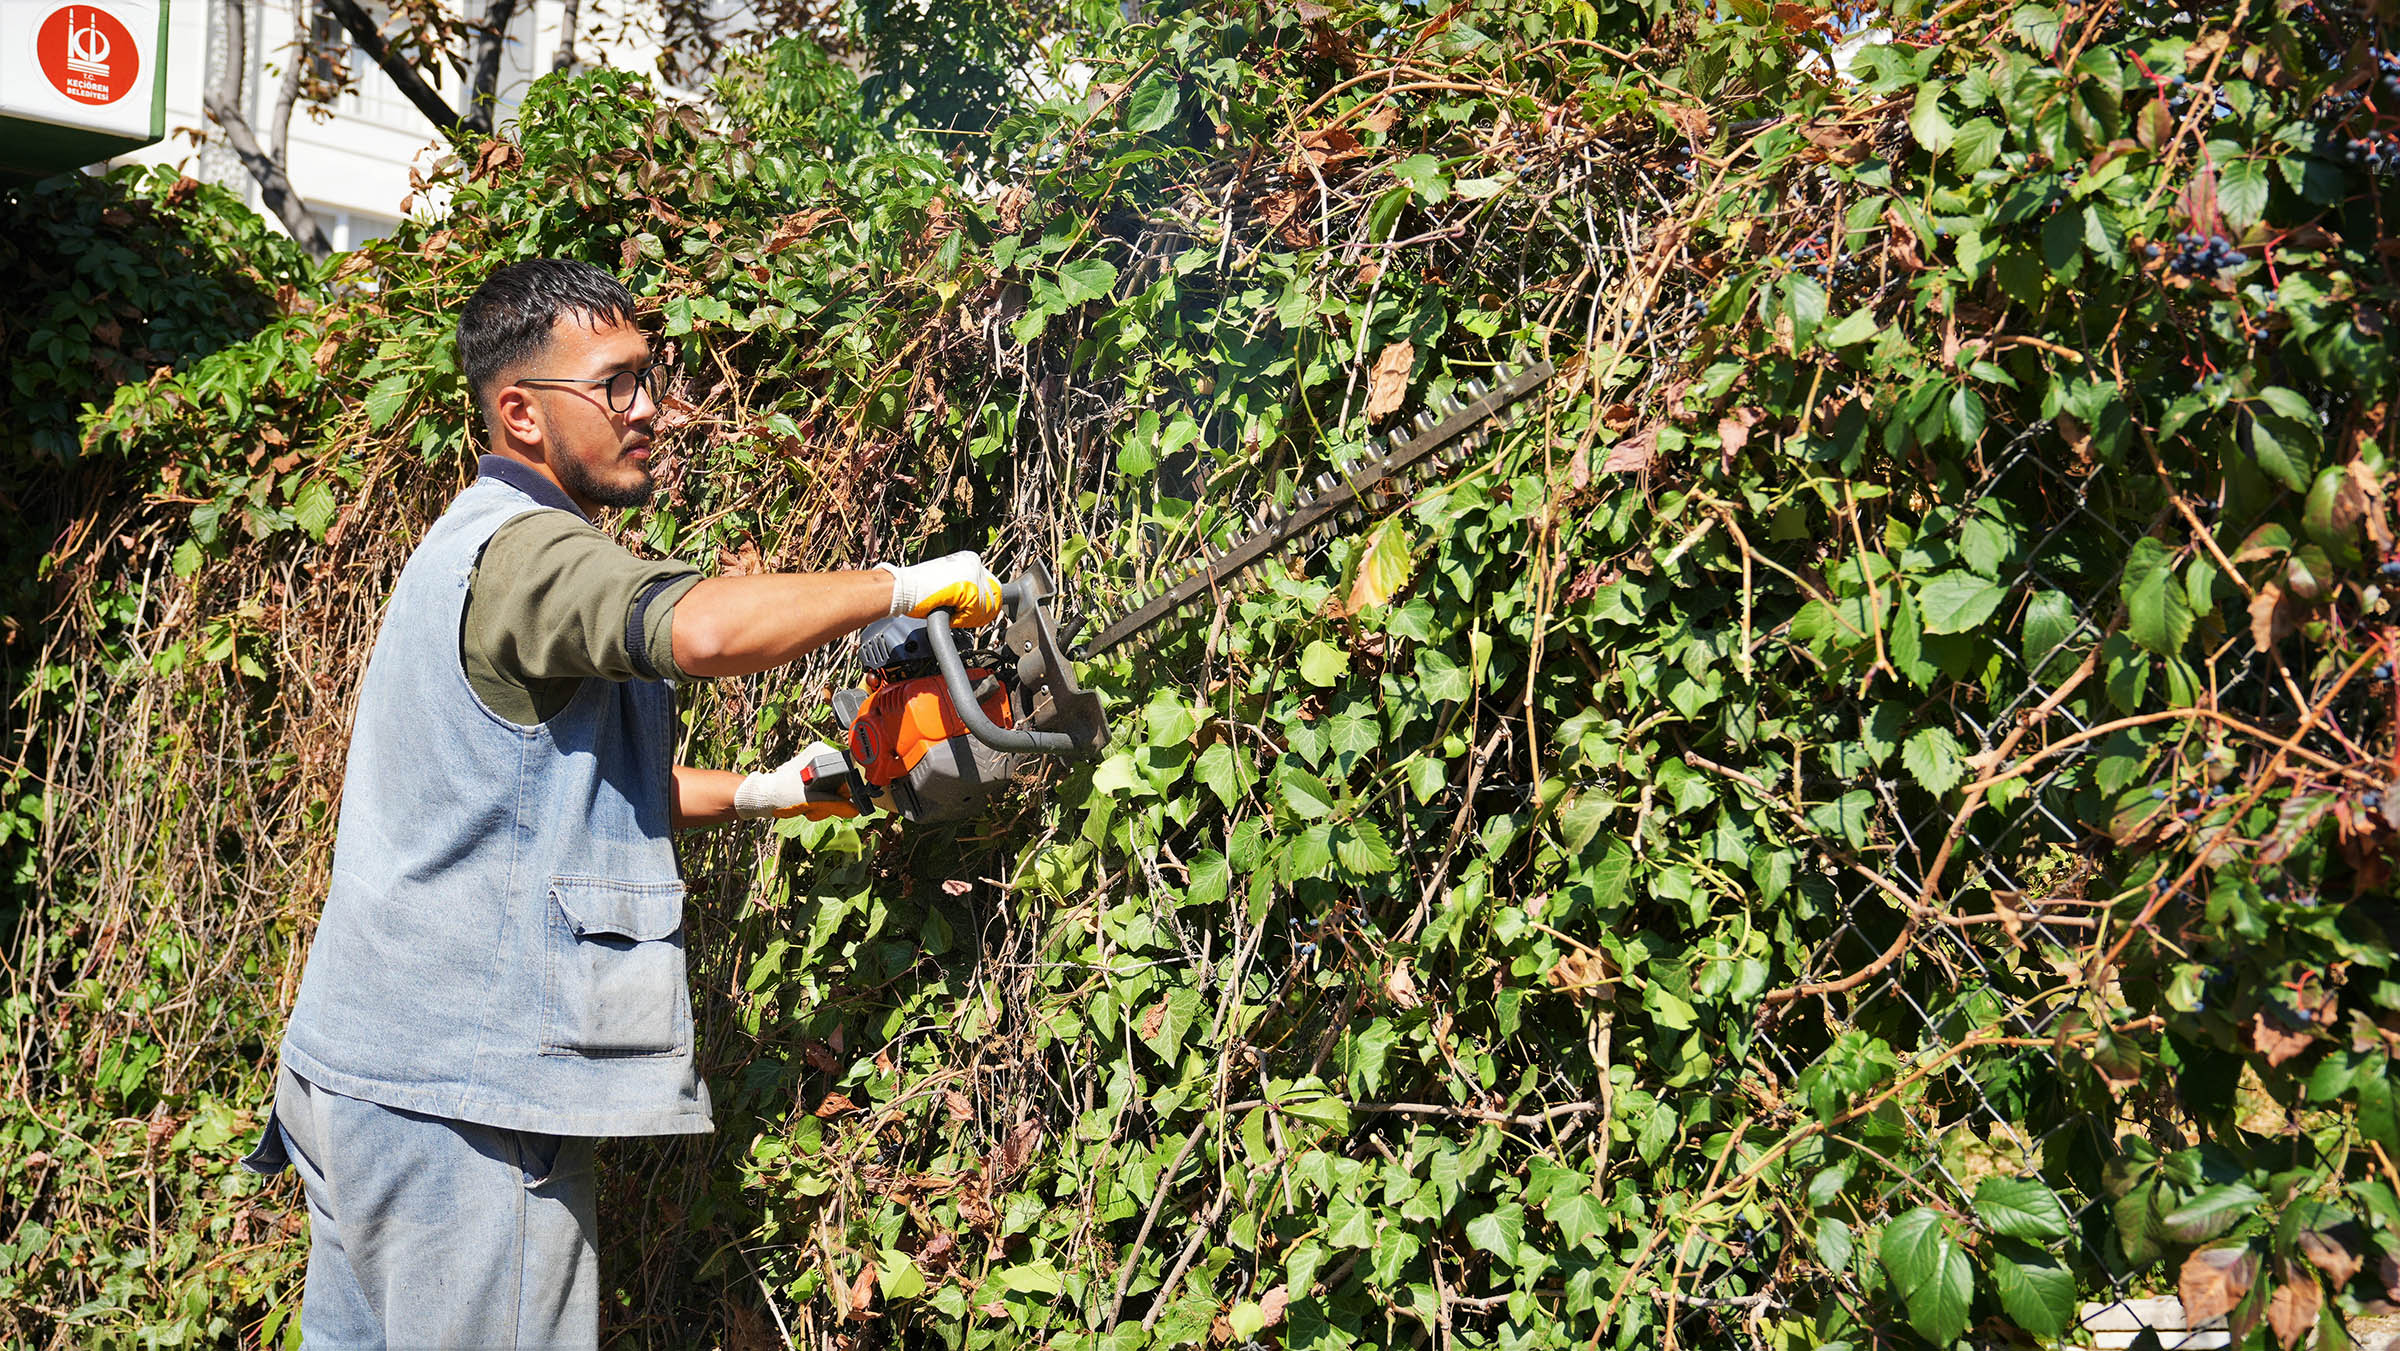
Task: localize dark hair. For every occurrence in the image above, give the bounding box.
[456,259,638,427]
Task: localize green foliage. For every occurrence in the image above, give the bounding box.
[9,0,2400,1347]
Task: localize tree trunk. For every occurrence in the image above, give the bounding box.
[462,0,523,134]
[204,0,334,259]
[551,0,580,73]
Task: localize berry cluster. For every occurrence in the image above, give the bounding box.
[2343,128,2400,174]
[2149,231,2247,277]
[2376,46,2400,106]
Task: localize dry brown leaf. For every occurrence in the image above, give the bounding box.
[848,1263,878,1319]
[1718,408,1762,464]
[814,1092,858,1118]
[766,208,838,255]
[2250,1009,2314,1067]
[1140,999,1167,1040]
[1259,1285,1291,1327]
[2297,1227,2363,1287]
[1658,102,1711,142]
[918,1227,960,1271]
[2347,458,2393,555]
[1360,105,1399,137]
[1383,962,1423,1009]
[1605,427,1659,473]
[942,1089,975,1122]
[941,877,973,896]
[2182,1246,2258,1323]
[471,139,522,180]
[1800,122,1868,164]
[2248,582,2291,653]
[990,1119,1042,1182]
[1365,341,1415,422]
[803,1039,840,1073]
[2264,1274,2320,1348]
[1210,1314,1234,1344]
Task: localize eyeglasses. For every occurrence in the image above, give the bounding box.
[517,363,660,414]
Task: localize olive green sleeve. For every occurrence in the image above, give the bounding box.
[461,510,704,725]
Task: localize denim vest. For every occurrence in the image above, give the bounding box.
[279,472,712,1137]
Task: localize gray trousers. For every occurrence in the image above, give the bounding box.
[253,1064,600,1350]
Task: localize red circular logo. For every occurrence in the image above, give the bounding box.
[38,6,139,106]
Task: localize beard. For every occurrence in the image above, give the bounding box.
[556,448,654,510]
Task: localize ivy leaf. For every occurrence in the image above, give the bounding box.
[876,1251,927,1301]
[1407,756,1448,804]
[2121,537,2194,657]
[1125,73,1181,134]
[1301,640,1349,687]
[1544,1183,1607,1249]
[1195,742,1247,809]
[1416,647,1471,702]
[1990,1238,2076,1337]
[1590,837,1635,907]
[1974,1177,2072,1241]
[1326,709,1380,762]
[1559,792,1614,854]
[1348,515,1415,612]
[1280,765,1340,818]
[1805,790,1873,849]
[1902,727,1966,795]
[1053,258,1119,306]
[1916,571,2006,634]
[1464,1203,1527,1264]
[1878,1207,1972,1345]
[1390,153,1450,203]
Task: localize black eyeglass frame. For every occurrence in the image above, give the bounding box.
[515,363,661,414]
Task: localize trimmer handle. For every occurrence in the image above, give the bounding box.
[924,586,1083,756]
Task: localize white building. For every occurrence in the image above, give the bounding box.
[107,1,661,250]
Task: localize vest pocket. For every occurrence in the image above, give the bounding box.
[541,876,690,1057]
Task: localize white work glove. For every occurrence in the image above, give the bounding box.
[877,549,1004,628]
[734,741,849,820]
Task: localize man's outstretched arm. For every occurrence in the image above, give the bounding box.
[669,552,1004,678]
[669,571,893,678]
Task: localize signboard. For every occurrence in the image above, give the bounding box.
[1,0,167,183]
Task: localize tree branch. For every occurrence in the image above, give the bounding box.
[322,0,466,135]
[204,0,332,258]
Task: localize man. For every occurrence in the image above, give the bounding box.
[241,258,997,1347]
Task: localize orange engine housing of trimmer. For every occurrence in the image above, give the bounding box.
[846,670,1014,789]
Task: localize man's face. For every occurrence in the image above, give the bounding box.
[510,313,656,512]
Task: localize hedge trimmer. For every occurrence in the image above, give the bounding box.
[1074,357,1555,658]
[783,358,1553,824]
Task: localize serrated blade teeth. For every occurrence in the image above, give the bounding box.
[1466,378,1490,400]
[1414,409,1440,434]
